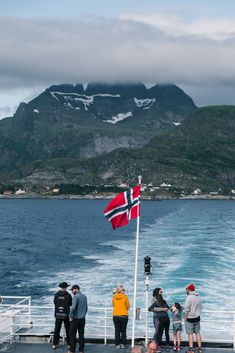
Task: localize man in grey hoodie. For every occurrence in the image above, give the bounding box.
[184,284,202,353]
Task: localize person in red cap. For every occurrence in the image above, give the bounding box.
[184,284,203,353]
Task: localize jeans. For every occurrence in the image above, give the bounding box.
[53,318,70,346]
[157,316,170,346]
[70,318,85,353]
[113,316,128,346]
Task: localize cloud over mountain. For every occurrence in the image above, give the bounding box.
[0,13,235,110]
[1,15,235,86]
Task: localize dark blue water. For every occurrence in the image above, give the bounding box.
[0,199,234,310]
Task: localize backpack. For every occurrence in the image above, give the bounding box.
[55,292,70,319]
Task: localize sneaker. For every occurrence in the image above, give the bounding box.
[116,345,121,349]
[197,349,202,353]
[51,346,56,350]
[120,344,125,349]
[174,347,177,351]
[177,347,181,351]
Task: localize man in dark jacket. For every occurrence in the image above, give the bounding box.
[52,282,72,350]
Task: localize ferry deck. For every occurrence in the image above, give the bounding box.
[6,342,235,353]
[0,296,234,353]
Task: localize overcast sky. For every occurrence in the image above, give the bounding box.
[1,0,235,118]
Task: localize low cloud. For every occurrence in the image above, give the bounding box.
[0,15,235,109]
[121,13,235,40]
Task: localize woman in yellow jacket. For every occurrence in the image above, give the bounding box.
[112,286,130,349]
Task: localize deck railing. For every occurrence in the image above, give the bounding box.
[0,296,235,349]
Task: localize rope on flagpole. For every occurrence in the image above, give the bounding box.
[131,175,142,347]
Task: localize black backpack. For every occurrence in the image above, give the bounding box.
[55,292,71,319]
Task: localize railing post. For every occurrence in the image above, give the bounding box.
[28,296,32,326]
[145,276,149,347]
[10,306,14,336]
[104,308,107,345]
[233,312,235,351]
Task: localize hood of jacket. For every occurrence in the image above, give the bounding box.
[189,291,199,296]
[113,293,126,300]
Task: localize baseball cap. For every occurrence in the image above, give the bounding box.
[70,284,80,290]
[187,283,195,291]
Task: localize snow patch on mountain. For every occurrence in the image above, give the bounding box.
[50,92,121,110]
[83,83,88,91]
[50,92,60,101]
[134,97,156,109]
[173,122,181,126]
[144,83,156,89]
[104,112,133,124]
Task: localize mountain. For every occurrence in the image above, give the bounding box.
[12,106,235,191]
[91,105,235,189]
[0,82,196,176]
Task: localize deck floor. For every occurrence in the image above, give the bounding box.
[7,343,234,353]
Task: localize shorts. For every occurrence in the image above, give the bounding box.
[185,320,200,334]
[173,322,182,334]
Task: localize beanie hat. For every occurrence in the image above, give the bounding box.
[187,284,195,291]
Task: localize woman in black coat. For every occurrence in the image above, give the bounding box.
[148,288,170,352]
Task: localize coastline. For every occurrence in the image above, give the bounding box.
[0,193,234,200]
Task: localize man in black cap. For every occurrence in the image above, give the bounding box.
[52,282,72,350]
[68,285,88,353]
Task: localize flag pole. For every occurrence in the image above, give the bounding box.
[131,175,142,347]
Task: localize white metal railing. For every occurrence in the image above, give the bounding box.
[0,296,31,345]
[0,296,235,349]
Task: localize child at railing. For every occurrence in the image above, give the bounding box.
[171,303,182,351]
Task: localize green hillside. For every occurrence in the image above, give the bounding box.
[9,106,235,192]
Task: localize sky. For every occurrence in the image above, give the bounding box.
[1,0,235,118]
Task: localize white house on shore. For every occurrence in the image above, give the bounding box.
[193,188,201,195]
[15,188,26,195]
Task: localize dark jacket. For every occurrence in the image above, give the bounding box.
[148,299,169,319]
[54,290,72,318]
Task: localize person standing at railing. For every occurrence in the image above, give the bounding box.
[68,284,88,353]
[148,288,170,353]
[184,284,203,353]
[150,288,163,343]
[171,303,182,351]
[52,282,72,350]
[112,286,130,349]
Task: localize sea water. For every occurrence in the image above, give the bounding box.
[0,199,235,342]
[0,199,234,309]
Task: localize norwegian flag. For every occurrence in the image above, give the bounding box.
[104,184,141,229]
